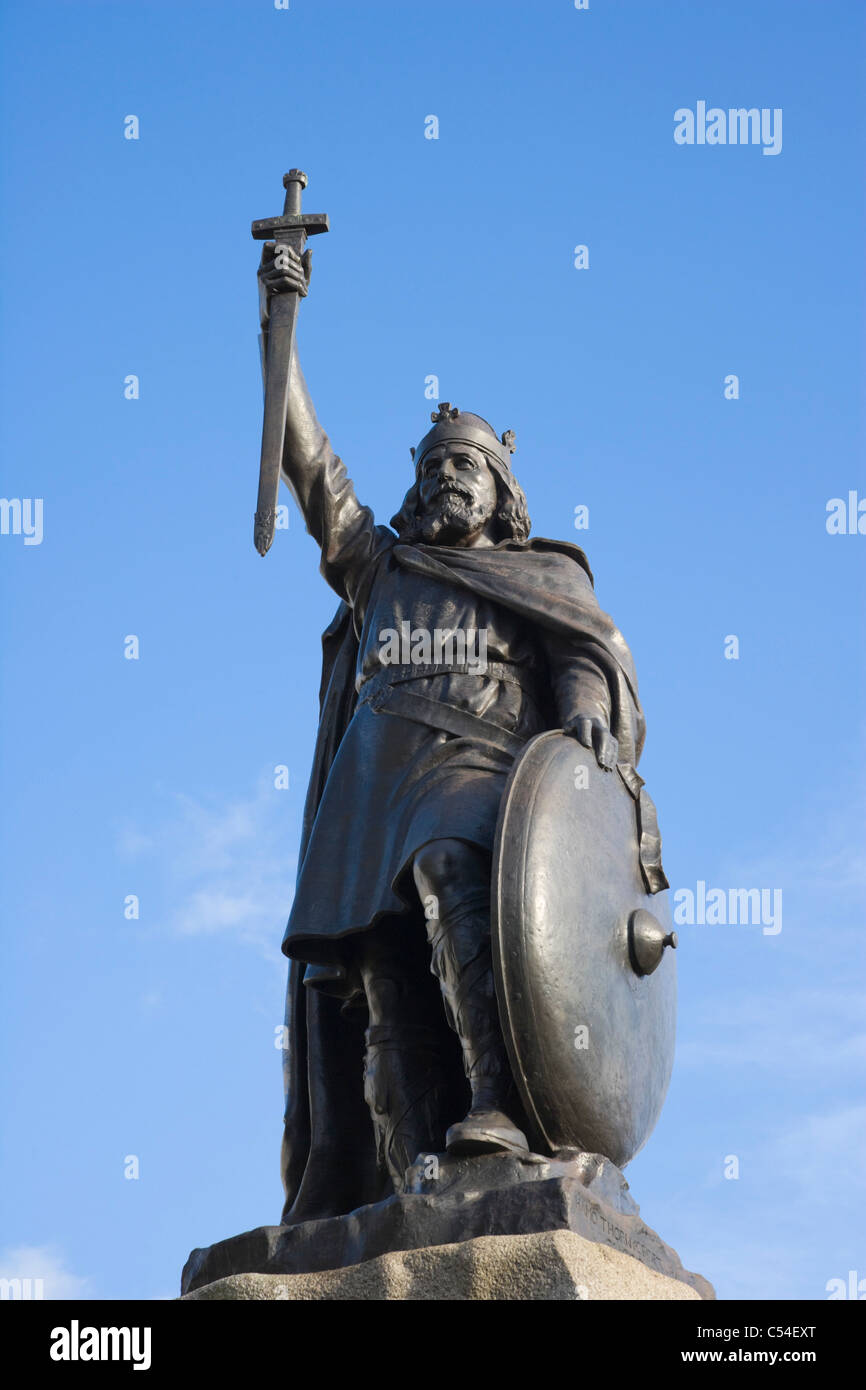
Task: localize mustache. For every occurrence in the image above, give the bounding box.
[431,482,474,501]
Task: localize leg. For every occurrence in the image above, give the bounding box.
[356,919,456,1192]
[412,838,528,1155]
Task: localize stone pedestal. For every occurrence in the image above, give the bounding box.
[183,1230,704,1300]
[181,1150,713,1301]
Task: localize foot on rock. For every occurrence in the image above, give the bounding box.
[445,1109,529,1156]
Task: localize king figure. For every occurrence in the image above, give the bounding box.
[258,235,664,1228]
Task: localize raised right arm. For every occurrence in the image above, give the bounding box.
[258,243,387,605]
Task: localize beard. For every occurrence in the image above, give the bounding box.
[418,488,495,545]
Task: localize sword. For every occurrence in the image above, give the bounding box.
[251,170,329,556]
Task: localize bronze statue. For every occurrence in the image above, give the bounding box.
[255,173,676,1229]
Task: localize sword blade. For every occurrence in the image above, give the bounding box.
[254,286,300,556]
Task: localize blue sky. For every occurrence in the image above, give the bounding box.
[1,0,863,1301]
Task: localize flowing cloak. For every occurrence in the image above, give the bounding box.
[279,534,647,1223]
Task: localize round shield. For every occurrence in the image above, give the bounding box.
[492,731,676,1167]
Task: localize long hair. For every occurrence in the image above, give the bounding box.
[389,456,531,543]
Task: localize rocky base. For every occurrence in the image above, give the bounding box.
[181,1149,714,1301]
[183,1230,703,1301]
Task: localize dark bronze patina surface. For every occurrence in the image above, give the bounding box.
[181,1151,712,1299]
[183,171,687,1292]
[250,167,675,1222]
[493,730,676,1167]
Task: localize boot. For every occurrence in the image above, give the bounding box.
[426,900,529,1156]
[362,1022,452,1190]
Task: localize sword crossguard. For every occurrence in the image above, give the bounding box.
[252,169,329,242]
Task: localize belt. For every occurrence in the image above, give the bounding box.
[364,681,527,759]
[358,660,534,707]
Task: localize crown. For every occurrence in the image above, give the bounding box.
[410,403,516,470]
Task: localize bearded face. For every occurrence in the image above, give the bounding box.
[416,443,499,547]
